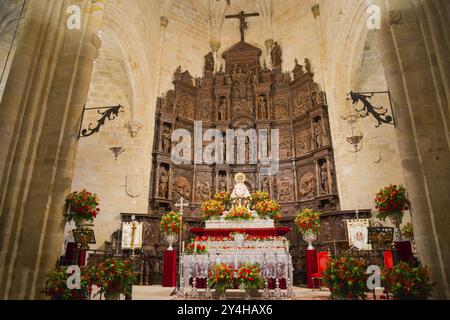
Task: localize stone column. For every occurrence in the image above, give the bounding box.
[156,16,169,95]
[375,0,450,298]
[0,0,104,299]
[311,3,327,90]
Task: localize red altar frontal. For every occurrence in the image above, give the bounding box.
[189,227,291,237]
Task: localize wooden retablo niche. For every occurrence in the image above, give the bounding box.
[149,39,340,222]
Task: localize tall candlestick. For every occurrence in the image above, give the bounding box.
[182,241,185,253]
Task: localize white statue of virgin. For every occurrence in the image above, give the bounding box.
[231,173,251,199]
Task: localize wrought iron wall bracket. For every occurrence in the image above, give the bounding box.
[78,105,124,139]
[348,91,396,128]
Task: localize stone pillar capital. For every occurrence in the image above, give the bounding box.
[312,4,320,19]
[161,16,169,28]
[128,121,143,138]
[209,40,221,53]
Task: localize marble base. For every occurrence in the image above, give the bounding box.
[205,218,275,229]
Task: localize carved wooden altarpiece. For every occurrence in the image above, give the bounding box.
[141,38,365,284]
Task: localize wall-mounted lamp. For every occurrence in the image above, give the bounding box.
[342,98,364,153]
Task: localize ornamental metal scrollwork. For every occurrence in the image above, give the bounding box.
[349,91,395,128]
[79,105,124,138]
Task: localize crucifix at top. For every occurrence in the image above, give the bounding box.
[225,11,260,42]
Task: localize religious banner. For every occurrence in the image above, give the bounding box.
[121,221,143,249]
[345,219,371,250]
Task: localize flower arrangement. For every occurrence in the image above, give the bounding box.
[236,264,264,290]
[244,235,285,241]
[323,256,368,300]
[45,266,90,300]
[294,208,321,233]
[214,192,231,206]
[88,258,135,300]
[160,211,186,236]
[208,263,235,293]
[185,242,208,255]
[253,199,281,220]
[381,262,435,300]
[251,191,270,206]
[401,223,414,240]
[375,184,409,222]
[200,200,225,221]
[64,189,100,224]
[194,235,232,242]
[225,206,253,221]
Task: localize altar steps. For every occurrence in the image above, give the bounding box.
[131,285,330,300]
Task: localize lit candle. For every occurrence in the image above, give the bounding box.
[194,241,197,254]
[182,241,185,253]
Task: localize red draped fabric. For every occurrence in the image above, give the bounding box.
[394,241,414,262]
[162,250,177,287]
[306,249,318,289]
[63,242,86,266]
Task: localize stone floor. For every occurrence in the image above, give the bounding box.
[132,285,331,300]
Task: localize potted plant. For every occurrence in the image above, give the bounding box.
[375,184,409,240]
[200,199,225,221]
[88,257,135,300]
[225,206,253,221]
[208,263,235,299]
[253,199,281,220]
[64,189,100,227]
[237,263,264,299]
[250,191,270,206]
[381,262,435,300]
[401,223,414,241]
[323,256,368,300]
[160,211,186,250]
[45,266,90,300]
[294,208,321,250]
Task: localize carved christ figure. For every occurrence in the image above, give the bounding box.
[225,11,260,42]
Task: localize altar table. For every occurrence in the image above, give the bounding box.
[190,227,291,237]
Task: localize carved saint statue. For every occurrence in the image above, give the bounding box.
[204,52,214,73]
[173,66,182,81]
[320,162,329,194]
[271,41,282,68]
[258,95,268,119]
[261,176,270,193]
[158,167,169,198]
[314,120,323,148]
[305,58,312,74]
[161,125,172,154]
[218,98,227,121]
[218,174,227,192]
